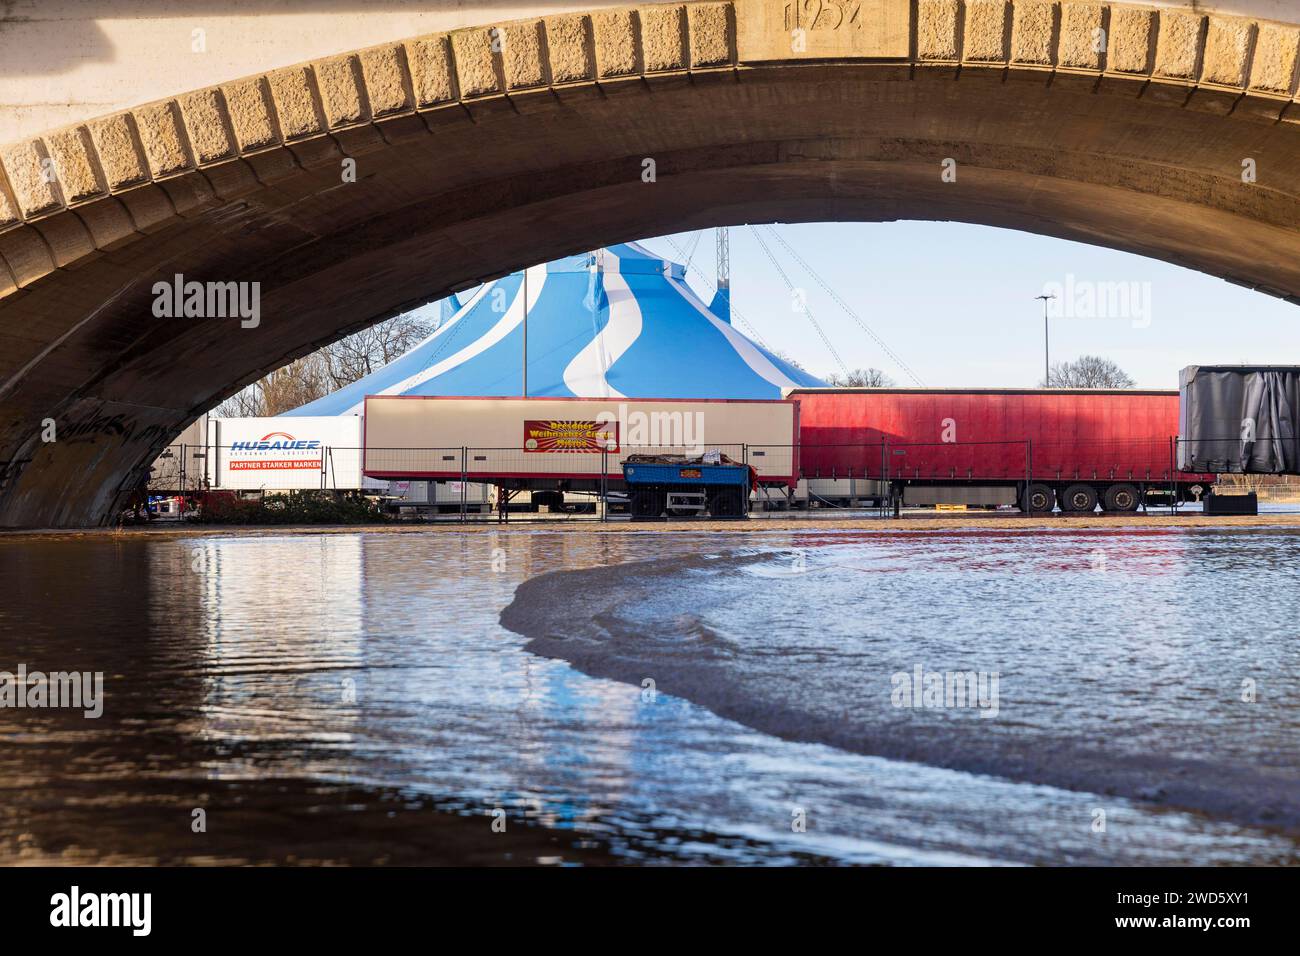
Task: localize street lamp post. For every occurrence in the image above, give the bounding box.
[1034,293,1056,386]
[522,267,528,397]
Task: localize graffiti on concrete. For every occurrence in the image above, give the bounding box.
[0,458,32,489]
[60,411,171,448]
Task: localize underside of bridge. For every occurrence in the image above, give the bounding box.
[1,0,1298,527]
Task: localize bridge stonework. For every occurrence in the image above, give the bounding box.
[0,0,1298,526]
[3,1,1299,282]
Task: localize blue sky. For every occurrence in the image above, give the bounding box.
[631,222,1300,390]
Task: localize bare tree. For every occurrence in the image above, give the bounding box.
[1040,355,1136,389]
[825,368,896,388]
[214,356,330,417]
[773,350,807,371]
[213,384,265,418]
[213,313,436,417]
[318,314,435,390]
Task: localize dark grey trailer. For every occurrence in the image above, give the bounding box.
[1178,366,1300,474]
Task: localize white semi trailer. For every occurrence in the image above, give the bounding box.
[204,416,385,491]
[361,396,800,500]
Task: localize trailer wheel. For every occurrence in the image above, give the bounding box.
[708,487,743,517]
[1021,483,1055,513]
[631,489,665,519]
[1103,483,1140,512]
[1062,483,1099,513]
[629,490,646,518]
[630,490,649,518]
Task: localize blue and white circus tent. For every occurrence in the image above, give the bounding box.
[285,241,825,417]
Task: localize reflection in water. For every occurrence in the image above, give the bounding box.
[185,536,365,755]
[1,527,1297,865]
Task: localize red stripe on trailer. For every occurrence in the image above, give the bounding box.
[362,469,800,483]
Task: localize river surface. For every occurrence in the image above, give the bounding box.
[0,526,1297,865]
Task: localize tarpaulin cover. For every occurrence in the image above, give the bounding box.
[1178,366,1300,474]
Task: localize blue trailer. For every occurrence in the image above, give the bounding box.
[621,456,752,519]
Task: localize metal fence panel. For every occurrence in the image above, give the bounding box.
[144,436,1215,523]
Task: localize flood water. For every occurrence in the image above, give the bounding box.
[1,526,1297,865]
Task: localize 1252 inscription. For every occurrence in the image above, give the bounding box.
[785,0,863,31]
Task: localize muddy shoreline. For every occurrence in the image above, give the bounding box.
[500,550,1300,842]
[4,510,1300,542]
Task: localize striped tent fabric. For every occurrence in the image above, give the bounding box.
[284,241,825,417]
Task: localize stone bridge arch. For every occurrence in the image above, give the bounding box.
[1,0,1299,526]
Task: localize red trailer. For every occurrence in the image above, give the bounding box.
[789,388,1215,512]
